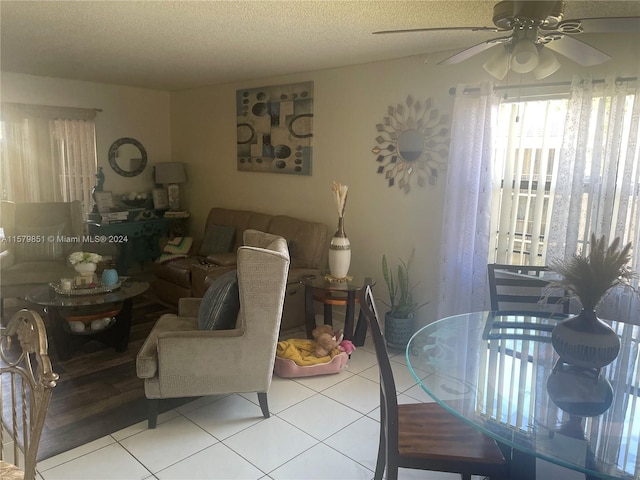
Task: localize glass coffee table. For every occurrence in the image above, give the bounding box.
[27,280,149,360]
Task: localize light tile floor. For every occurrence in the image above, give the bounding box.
[32,319,573,480]
[33,328,472,480]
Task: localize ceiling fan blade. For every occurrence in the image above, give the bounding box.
[544,36,611,66]
[438,37,512,65]
[546,16,640,33]
[373,26,503,35]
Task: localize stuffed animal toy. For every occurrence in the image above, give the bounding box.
[312,324,344,357]
[338,339,355,355]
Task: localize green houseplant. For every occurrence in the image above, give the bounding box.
[381,249,429,349]
[548,233,637,370]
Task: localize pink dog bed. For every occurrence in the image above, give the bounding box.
[273,352,349,378]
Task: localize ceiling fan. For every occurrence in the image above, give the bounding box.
[374,1,640,80]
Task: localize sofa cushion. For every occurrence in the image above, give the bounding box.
[14,223,65,262]
[136,313,198,379]
[152,256,200,288]
[205,208,273,252]
[205,252,237,266]
[198,270,240,330]
[267,215,329,269]
[199,225,235,256]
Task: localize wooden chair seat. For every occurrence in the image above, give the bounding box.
[398,403,506,466]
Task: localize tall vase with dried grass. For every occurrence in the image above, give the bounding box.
[328,181,351,279]
[548,233,637,372]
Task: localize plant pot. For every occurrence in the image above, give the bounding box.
[384,311,415,350]
[74,262,97,275]
[551,309,620,370]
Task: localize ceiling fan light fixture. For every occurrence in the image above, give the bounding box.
[510,38,539,73]
[533,47,561,79]
[483,46,510,80]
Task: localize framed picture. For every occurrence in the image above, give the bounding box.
[152,188,169,210]
[94,191,115,213]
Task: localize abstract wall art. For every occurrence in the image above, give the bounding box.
[236,82,313,175]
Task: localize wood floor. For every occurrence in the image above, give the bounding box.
[3,292,183,460]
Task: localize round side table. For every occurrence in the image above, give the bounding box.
[301,274,373,346]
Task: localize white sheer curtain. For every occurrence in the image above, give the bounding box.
[437,83,500,318]
[0,103,97,212]
[546,75,640,325]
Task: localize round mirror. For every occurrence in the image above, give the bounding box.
[397,130,425,162]
[108,137,147,177]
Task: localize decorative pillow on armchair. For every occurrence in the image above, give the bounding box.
[198,269,240,330]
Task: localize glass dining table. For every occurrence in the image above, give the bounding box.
[406,311,640,480]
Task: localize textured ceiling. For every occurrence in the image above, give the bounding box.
[1,1,639,91]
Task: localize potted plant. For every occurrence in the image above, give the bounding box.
[381,249,429,349]
[548,233,637,371]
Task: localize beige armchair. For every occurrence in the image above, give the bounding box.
[0,201,84,312]
[136,230,290,428]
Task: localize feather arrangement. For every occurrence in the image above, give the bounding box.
[548,233,637,312]
[331,181,348,218]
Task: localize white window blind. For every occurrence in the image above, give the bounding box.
[489,99,568,265]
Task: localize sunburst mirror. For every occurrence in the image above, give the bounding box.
[372,96,450,193]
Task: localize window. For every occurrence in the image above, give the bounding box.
[0,103,98,212]
[489,87,639,272]
[489,98,568,265]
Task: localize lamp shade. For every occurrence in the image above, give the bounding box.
[510,39,539,74]
[483,46,510,80]
[533,48,561,80]
[154,162,186,184]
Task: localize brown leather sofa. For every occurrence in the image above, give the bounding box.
[152,207,329,330]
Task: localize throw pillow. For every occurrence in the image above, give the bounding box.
[198,225,235,256]
[14,223,65,262]
[198,270,240,330]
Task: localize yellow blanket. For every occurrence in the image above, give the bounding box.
[276,339,340,366]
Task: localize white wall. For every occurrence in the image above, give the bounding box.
[171,39,639,326]
[1,33,637,326]
[0,73,171,197]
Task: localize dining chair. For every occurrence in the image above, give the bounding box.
[1,309,59,480]
[487,263,570,317]
[358,286,508,480]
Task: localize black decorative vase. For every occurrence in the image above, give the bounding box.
[551,309,620,370]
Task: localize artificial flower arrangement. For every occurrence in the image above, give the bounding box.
[68,252,102,265]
